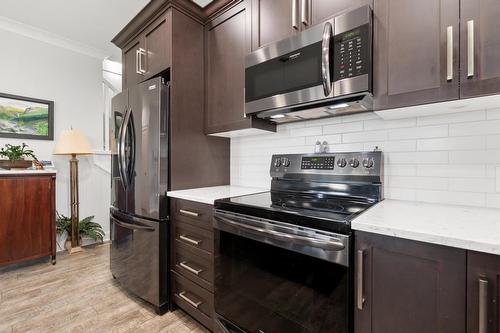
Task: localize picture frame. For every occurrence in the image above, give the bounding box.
[0,92,54,140]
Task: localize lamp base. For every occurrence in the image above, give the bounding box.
[68,246,84,254]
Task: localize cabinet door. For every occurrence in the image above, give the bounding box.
[144,12,171,80]
[310,0,372,26]
[122,38,143,89]
[373,0,459,110]
[205,1,250,133]
[355,231,466,333]
[460,0,500,98]
[0,177,53,265]
[251,0,298,49]
[467,251,500,333]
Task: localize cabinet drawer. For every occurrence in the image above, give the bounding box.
[173,240,214,292]
[172,219,214,254]
[171,199,214,230]
[172,271,214,330]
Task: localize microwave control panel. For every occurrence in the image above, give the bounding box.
[333,24,370,82]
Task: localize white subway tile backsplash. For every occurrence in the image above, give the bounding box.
[323,121,363,134]
[449,120,500,136]
[417,136,486,151]
[388,125,448,140]
[417,110,486,126]
[231,105,500,208]
[343,130,387,143]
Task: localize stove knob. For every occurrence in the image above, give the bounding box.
[349,158,360,168]
[363,158,374,169]
[274,158,282,167]
[282,157,290,167]
[337,158,347,168]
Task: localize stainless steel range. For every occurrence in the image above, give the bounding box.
[213,151,383,333]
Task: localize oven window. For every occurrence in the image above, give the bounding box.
[245,42,324,103]
[215,230,350,333]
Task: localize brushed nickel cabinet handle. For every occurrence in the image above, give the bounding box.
[178,291,202,308]
[179,234,202,245]
[179,261,203,275]
[292,0,299,30]
[357,250,365,310]
[446,26,453,81]
[135,49,141,74]
[179,209,200,217]
[467,20,475,78]
[479,278,488,333]
[301,0,309,26]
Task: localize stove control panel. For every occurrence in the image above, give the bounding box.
[271,151,383,181]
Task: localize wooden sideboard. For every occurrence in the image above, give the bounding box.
[0,173,56,266]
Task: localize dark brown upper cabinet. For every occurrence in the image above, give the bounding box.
[460,0,500,99]
[122,12,171,90]
[467,251,500,333]
[205,0,275,136]
[354,231,466,333]
[373,0,460,111]
[123,37,143,90]
[310,0,372,26]
[251,0,298,49]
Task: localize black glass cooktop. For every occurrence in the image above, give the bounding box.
[214,191,376,234]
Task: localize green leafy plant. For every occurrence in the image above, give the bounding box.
[56,212,105,242]
[0,143,37,161]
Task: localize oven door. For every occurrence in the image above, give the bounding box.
[213,211,351,333]
[245,19,334,116]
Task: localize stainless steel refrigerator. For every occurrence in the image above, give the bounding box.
[110,76,169,314]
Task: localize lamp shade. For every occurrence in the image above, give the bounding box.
[53,129,93,155]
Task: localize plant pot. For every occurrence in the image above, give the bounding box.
[0,160,33,170]
[64,237,83,252]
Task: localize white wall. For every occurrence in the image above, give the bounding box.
[231,102,500,209]
[0,29,111,247]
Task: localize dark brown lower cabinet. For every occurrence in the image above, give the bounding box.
[170,198,215,331]
[0,174,56,266]
[467,251,500,333]
[354,231,466,333]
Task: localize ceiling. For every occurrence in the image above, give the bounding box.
[0,0,149,61]
[191,0,214,7]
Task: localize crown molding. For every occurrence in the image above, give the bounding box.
[0,15,109,59]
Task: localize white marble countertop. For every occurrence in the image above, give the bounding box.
[167,185,267,205]
[0,169,57,175]
[352,199,500,255]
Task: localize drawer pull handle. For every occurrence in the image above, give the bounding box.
[179,209,200,217]
[357,249,365,310]
[180,261,203,275]
[179,234,202,246]
[178,291,202,308]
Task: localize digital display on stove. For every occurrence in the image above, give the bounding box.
[301,156,335,170]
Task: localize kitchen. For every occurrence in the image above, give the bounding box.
[0,0,499,332]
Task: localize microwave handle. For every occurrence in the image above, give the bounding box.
[321,22,333,96]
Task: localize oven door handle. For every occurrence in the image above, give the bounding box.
[214,215,345,251]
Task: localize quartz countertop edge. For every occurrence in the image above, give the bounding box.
[352,199,500,255]
[167,185,268,205]
[0,169,57,175]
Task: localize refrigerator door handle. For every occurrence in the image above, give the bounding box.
[111,215,156,232]
[117,107,127,188]
[120,107,133,188]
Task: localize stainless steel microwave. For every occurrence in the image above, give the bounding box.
[245,5,373,123]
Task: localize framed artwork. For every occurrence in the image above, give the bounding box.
[0,92,54,140]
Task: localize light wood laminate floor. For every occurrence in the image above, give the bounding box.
[0,243,209,333]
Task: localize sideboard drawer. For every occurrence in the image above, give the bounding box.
[173,240,214,292]
[172,219,214,254]
[171,199,214,230]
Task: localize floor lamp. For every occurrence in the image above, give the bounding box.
[54,129,93,254]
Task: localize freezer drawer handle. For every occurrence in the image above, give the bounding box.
[179,209,200,217]
[179,261,203,275]
[178,291,202,308]
[111,217,155,232]
[179,234,202,246]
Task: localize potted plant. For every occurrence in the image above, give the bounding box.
[56,212,105,251]
[0,143,38,169]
